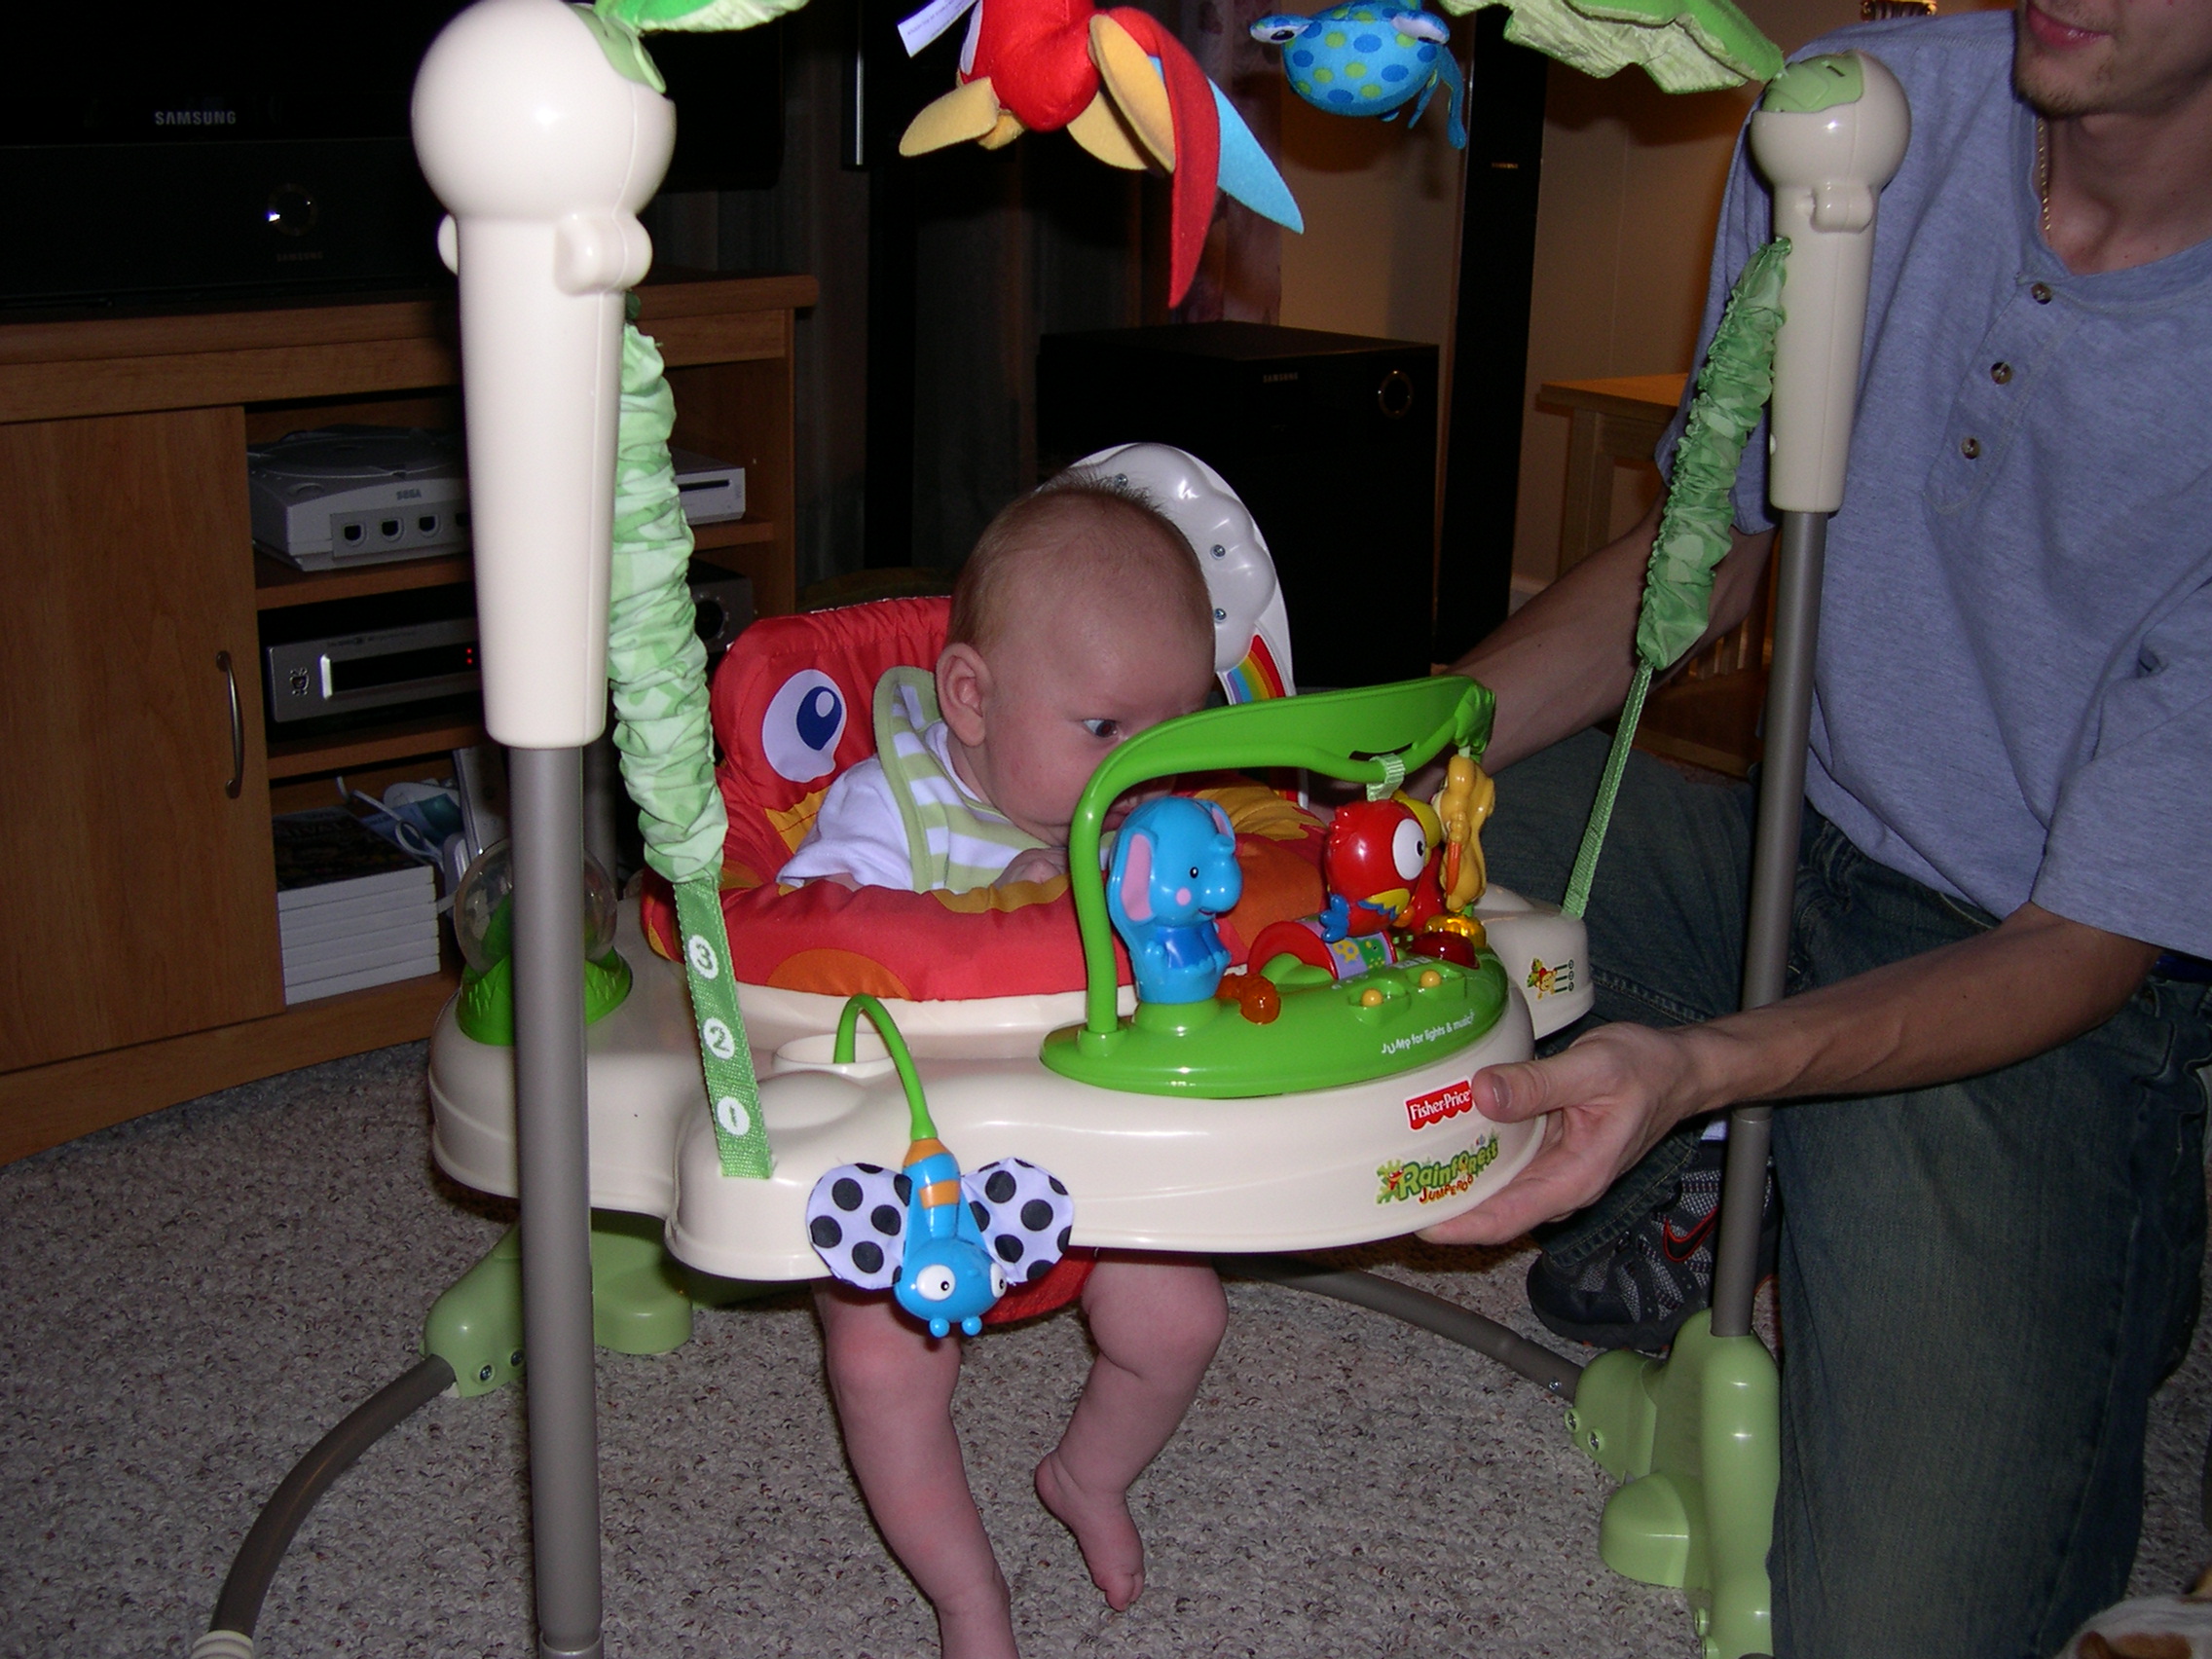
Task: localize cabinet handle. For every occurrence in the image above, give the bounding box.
[217,650,244,799]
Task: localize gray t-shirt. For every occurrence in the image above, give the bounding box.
[1663,11,2212,957]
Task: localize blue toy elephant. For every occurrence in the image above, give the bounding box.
[1106,796,1243,1004]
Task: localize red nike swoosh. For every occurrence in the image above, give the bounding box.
[1661,1210,1717,1263]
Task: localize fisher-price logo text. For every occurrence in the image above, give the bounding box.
[1376,1137,1499,1206]
[1405,1078,1475,1132]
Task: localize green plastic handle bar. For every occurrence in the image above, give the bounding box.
[1065,675,1493,1037]
[834,993,936,1143]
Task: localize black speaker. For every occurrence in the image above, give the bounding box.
[1037,322,1438,689]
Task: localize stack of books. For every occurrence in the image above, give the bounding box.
[273,808,441,1005]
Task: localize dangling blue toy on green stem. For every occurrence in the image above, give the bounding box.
[1251,2,1467,148]
[804,996,1077,1338]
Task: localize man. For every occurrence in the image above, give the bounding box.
[1427,2,2212,1651]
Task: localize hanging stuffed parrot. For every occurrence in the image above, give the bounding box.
[895,0,1305,306]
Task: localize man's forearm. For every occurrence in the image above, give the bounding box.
[1450,499,1774,772]
[1676,902,2158,1115]
[1451,516,1651,770]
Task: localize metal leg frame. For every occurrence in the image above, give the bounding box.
[510,747,607,1659]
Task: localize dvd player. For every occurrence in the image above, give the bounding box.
[261,587,478,726]
[249,428,747,573]
[260,565,756,727]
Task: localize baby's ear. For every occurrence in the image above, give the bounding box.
[936,643,991,747]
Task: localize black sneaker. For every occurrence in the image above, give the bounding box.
[1524,1137,1779,1354]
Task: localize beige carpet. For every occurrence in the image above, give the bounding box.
[3,1043,2206,1658]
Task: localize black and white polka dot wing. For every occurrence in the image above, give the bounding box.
[806,1162,908,1290]
[961,1159,1075,1289]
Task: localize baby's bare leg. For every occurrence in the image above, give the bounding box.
[814,1282,1016,1659]
[1034,1255,1228,1611]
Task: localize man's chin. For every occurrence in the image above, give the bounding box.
[2014,12,2118,115]
[2016,55,2097,118]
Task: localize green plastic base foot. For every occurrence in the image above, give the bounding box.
[586,1209,694,1355]
[1563,1310,1779,1659]
[424,1227,526,1397]
[423,1212,788,1390]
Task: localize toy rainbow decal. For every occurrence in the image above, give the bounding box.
[1221,632,1287,703]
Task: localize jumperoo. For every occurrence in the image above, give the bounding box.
[190,2,1910,1656]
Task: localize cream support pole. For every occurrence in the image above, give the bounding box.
[1710,53,1909,1343]
[413,0,673,750]
[413,5,674,1652]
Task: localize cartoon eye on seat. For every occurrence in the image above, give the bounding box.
[761,669,847,784]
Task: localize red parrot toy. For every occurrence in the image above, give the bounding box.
[1244,797,1478,979]
[1320,797,1446,935]
[896,0,1303,305]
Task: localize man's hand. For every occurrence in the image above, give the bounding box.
[997,846,1070,886]
[1417,901,2157,1248]
[1418,1022,1713,1244]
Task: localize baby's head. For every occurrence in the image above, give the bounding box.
[937,472,1218,847]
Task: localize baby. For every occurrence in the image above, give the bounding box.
[781,475,1220,893]
[783,473,1229,1659]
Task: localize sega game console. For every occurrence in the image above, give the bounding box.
[249,428,748,572]
[249,426,469,571]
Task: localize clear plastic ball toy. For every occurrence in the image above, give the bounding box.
[452,840,618,973]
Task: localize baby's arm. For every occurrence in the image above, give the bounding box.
[776,758,915,890]
[993,828,1121,888]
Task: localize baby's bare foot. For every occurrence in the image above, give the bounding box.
[1034,1450,1145,1611]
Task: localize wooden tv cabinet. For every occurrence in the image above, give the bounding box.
[0,272,816,1163]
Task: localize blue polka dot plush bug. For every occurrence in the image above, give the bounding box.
[804,996,1074,1338]
[1249,2,1467,149]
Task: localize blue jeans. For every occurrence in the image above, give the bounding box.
[1484,730,2212,1658]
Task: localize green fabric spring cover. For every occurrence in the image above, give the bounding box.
[609,325,722,888]
[581,0,798,1183]
[610,319,773,1178]
[1561,238,1788,918]
[1635,237,1788,674]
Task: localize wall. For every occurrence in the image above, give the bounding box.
[1511,0,2016,590]
[1277,81,1470,347]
